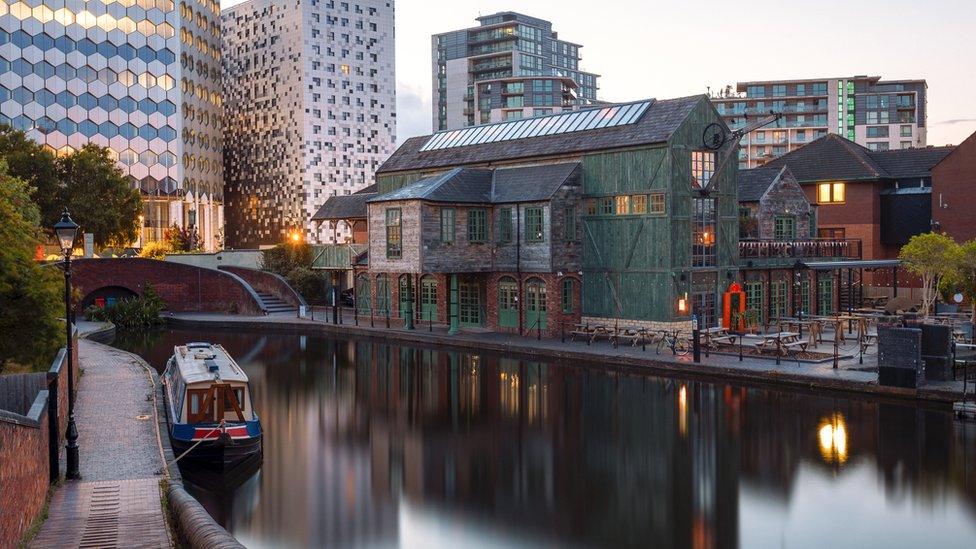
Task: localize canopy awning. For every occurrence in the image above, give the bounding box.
[800,259,901,270]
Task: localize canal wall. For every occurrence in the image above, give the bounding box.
[166,314,967,405]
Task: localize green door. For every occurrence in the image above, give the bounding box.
[498,278,518,328]
[526,279,547,331]
[356,275,371,314]
[421,277,437,322]
[376,275,391,316]
[459,282,482,327]
[399,276,412,320]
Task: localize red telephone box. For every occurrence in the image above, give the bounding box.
[723,282,746,330]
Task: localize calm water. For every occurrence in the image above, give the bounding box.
[114,327,976,549]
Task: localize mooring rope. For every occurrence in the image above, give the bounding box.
[167,419,227,468]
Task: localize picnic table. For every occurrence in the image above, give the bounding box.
[613,326,651,347]
[703,327,738,348]
[746,331,808,355]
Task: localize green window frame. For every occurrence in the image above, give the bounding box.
[385,208,401,259]
[561,278,574,313]
[467,208,487,243]
[563,206,575,241]
[499,207,512,243]
[818,278,834,314]
[774,216,796,241]
[630,195,647,214]
[770,280,787,319]
[525,207,544,242]
[649,193,665,215]
[440,207,455,244]
[800,279,811,315]
[600,197,614,215]
[745,281,763,322]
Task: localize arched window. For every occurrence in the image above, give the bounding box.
[525,278,547,330]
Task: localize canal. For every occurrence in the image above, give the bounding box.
[114,327,976,548]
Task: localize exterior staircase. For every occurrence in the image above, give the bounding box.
[256,291,297,314]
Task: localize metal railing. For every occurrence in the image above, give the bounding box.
[738,238,862,261]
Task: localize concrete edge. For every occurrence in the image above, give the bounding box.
[166,315,964,406]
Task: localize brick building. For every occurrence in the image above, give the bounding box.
[362,163,582,336]
[932,130,976,242]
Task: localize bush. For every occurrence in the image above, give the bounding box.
[260,243,314,276]
[287,267,327,304]
[139,240,172,259]
[164,224,201,252]
[85,283,165,329]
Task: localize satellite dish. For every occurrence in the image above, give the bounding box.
[702,123,726,150]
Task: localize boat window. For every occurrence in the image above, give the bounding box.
[187,389,211,423]
[190,393,200,414]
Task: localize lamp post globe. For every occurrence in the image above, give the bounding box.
[55,210,81,480]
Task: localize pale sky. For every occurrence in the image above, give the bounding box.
[222,0,976,147]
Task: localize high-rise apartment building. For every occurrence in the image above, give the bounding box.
[0,0,224,250]
[710,76,927,169]
[221,0,395,248]
[432,12,599,131]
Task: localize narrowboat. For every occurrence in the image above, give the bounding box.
[162,342,262,468]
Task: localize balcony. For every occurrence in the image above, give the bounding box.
[739,238,862,268]
[311,244,367,270]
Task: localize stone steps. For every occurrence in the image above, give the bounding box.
[256,291,297,314]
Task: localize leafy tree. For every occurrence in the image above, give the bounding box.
[164,223,201,252]
[899,232,957,317]
[139,240,172,259]
[0,160,63,372]
[56,144,141,249]
[0,125,60,228]
[260,242,314,276]
[947,239,976,323]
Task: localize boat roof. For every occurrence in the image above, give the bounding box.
[172,342,249,384]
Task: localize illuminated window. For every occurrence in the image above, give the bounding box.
[340,64,350,74]
[630,195,647,214]
[615,195,630,215]
[817,182,845,204]
[692,151,715,188]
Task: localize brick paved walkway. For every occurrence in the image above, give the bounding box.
[30,341,170,548]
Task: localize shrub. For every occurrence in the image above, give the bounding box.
[164,223,201,252]
[286,267,327,304]
[85,283,165,329]
[139,240,172,259]
[260,243,313,276]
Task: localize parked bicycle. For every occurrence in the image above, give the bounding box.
[656,329,689,356]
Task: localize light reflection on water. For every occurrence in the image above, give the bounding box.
[114,328,976,549]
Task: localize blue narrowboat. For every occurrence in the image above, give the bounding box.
[162,342,262,468]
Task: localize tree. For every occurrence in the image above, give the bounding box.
[56,144,142,249]
[948,239,976,323]
[164,223,201,252]
[0,160,63,372]
[899,232,957,317]
[0,125,60,228]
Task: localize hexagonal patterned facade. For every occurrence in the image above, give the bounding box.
[0,0,224,250]
[221,0,396,248]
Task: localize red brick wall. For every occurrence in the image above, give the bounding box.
[0,403,49,548]
[932,132,976,242]
[801,180,893,259]
[72,258,264,315]
[219,266,305,308]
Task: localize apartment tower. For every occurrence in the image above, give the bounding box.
[0,0,225,250]
[432,11,599,131]
[221,0,396,247]
[710,76,927,168]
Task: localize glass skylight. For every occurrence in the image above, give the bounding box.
[419,100,653,152]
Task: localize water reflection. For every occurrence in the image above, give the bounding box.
[115,328,976,549]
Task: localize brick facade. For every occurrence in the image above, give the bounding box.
[932,131,976,242]
[72,258,264,315]
[0,407,49,548]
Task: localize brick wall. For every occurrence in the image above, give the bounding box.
[219,266,306,308]
[0,393,49,548]
[72,258,264,315]
[932,131,976,242]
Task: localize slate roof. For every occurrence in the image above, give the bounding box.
[764,134,955,183]
[376,95,706,174]
[369,162,581,205]
[310,184,378,221]
[738,166,784,202]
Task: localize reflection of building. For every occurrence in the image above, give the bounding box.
[221,0,396,248]
[710,76,928,168]
[0,0,224,250]
[432,12,600,131]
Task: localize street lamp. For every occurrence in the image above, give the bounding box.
[54,210,80,480]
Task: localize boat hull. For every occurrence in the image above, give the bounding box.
[170,431,263,470]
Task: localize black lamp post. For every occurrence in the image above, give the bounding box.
[54,210,80,480]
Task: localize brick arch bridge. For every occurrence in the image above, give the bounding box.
[71,258,268,315]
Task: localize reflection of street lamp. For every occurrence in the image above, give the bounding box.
[817,413,848,465]
[54,211,80,480]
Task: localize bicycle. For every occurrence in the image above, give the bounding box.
[656,329,689,356]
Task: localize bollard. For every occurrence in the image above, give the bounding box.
[833,329,839,369]
[692,319,701,363]
[429,313,433,332]
[370,308,374,328]
[561,322,565,343]
[775,336,781,366]
[537,321,541,341]
[386,309,390,329]
[738,334,743,362]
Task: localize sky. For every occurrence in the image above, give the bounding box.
[222,0,976,147]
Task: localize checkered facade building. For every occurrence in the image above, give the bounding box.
[221,0,396,248]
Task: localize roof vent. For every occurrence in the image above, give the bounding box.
[205,359,219,373]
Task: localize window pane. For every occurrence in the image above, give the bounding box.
[832,182,845,202]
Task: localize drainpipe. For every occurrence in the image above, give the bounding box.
[449,273,459,335]
[516,205,523,336]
